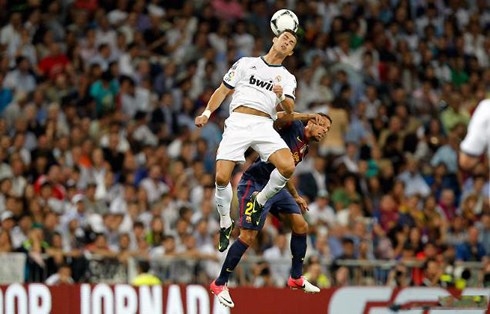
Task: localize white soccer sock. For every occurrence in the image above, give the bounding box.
[256,169,289,206]
[215,183,233,229]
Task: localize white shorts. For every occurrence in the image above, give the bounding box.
[216,112,289,163]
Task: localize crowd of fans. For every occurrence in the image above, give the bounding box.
[0,0,489,288]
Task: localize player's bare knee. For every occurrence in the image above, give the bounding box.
[215,171,230,186]
[293,219,308,234]
[279,162,295,178]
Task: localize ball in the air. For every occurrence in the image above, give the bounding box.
[270,9,299,36]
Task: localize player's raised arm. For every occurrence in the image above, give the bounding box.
[274,112,327,130]
[459,100,490,171]
[196,58,244,127]
[195,83,232,127]
[274,85,294,114]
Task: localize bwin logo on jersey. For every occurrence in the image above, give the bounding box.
[249,75,273,91]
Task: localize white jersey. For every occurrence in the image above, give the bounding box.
[222,56,297,118]
[460,99,490,157]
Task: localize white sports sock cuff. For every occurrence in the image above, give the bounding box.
[276,170,289,182]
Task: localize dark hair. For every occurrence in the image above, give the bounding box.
[278,29,298,41]
[98,43,109,52]
[101,71,113,82]
[138,260,150,273]
[16,56,27,66]
[59,263,71,270]
[120,75,135,87]
[318,113,332,124]
[179,206,192,217]
[133,221,144,229]
[342,237,354,245]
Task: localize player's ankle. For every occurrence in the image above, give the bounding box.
[220,214,232,229]
[215,278,227,286]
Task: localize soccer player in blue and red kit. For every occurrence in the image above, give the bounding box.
[210,112,332,307]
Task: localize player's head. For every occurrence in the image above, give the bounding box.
[272,30,297,57]
[306,113,331,142]
[137,260,151,274]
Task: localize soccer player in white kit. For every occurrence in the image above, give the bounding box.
[195,30,298,252]
[459,99,490,170]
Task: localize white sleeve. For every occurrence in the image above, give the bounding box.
[460,100,490,156]
[283,74,297,100]
[222,58,245,89]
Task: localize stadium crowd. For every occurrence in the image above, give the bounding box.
[0,0,489,288]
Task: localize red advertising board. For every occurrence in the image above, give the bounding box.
[0,284,488,314]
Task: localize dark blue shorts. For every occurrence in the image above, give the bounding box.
[237,178,301,230]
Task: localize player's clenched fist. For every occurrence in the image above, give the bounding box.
[272,85,283,98]
[195,115,209,127]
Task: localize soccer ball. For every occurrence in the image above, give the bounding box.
[270,9,299,36]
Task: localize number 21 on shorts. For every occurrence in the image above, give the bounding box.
[245,202,253,223]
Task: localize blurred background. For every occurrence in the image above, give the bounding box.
[0,0,488,291]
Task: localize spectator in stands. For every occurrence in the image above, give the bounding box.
[437,189,458,222]
[478,215,490,256]
[263,233,290,286]
[331,175,361,211]
[45,263,74,285]
[456,227,486,262]
[4,57,36,94]
[445,216,468,247]
[397,155,431,198]
[304,258,330,288]
[421,259,444,287]
[131,260,161,286]
[307,190,336,233]
[11,214,33,249]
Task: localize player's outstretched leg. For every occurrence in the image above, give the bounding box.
[285,214,320,293]
[252,149,295,225]
[211,231,256,308]
[215,160,236,251]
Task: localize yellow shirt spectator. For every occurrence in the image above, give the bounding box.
[131,273,161,286]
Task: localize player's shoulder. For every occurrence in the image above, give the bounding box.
[476,99,490,112]
[281,67,297,84]
[281,120,304,133]
[472,99,490,120]
[235,56,257,65]
[231,57,259,71]
[291,119,305,131]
